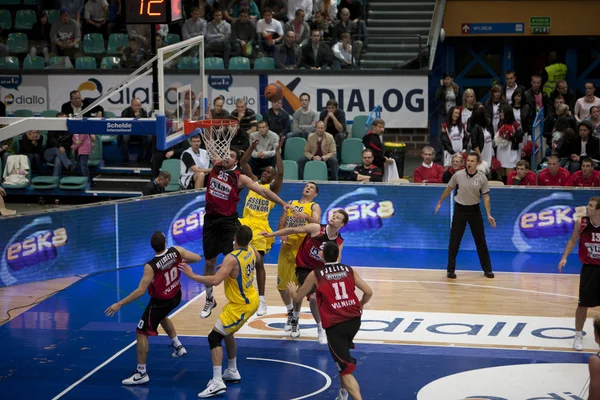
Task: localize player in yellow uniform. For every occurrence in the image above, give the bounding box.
[179,225,259,398]
[276,182,321,336]
[238,137,284,316]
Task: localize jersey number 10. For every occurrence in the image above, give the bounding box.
[332,282,349,301]
[164,268,178,285]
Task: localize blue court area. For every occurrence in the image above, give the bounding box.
[0,250,585,399]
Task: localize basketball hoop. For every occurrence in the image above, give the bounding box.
[184,119,239,161]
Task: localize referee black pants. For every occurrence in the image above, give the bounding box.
[447,203,493,273]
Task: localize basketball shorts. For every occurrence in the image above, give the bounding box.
[219,300,259,336]
[136,290,182,336]
[326,317,361,376]
[239,217,275,253]
[277,243,299,291]
[203,213,240,260]
[296,266,316,298]
[579,264,600,307]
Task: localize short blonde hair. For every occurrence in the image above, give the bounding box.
[462,88,476,106]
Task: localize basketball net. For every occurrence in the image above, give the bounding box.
[183,118,239,161]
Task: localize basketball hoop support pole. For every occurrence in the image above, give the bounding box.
[150,27,159,112]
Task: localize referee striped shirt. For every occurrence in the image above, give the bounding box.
[447,170,490,206]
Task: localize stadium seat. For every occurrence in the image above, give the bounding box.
[282,160,298,180]
[205,57,224,70]
[254,57,275,70]
[88,139,103,167]
[107,33,128,54]
[100,56,121,69]
[350,115,369,140]
[166,33,180,45]
[49,56,73,69]
[228,56,250,70]
[31,176,60,190]
[160,159,181,192]
[284,137,306,161]
[488,180,505,186]
[339,138,363,172]
[0,0,20,4]
[177,56,199,70]
[41,109,60,118]
[255,113,262,122]
[390,178,410,184]
[23,55,45,69]
[59,176,88,190]
[7,33,28,53]
[14,9,36,30]
[303,160,328,181]
[13,109,33,117]
[103,111,116,118]
[45,9,59,24]
[2,157,31,190]
[83,33,105,54]
[75,56,97,70]
[0,56,19,69]
[0,9,10,30]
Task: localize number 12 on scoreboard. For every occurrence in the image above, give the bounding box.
[140,0,163,15]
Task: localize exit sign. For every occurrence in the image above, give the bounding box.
[530,16,550,34]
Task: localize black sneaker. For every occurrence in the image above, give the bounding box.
[484,271,495,279]
[447,271,457,279]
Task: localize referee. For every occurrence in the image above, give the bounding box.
[435,152,496,279]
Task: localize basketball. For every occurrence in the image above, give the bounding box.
[264,83,283,102]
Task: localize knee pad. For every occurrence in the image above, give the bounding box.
[208,329,224,350]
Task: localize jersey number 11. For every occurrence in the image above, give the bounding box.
[332,282,349,301]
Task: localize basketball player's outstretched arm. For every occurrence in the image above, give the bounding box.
[261,222,321,239]
[174,246,202,263]
[239,139,259,181]
[239,174,290,210]
[179,257,235,287]
[270,137,285,194]
[353,270,373,308]
[287,271,317,303]
[105,265,154,316]
[559,218,582,272]
[589,355,600,400]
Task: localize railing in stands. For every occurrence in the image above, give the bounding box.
[532,107,545,184]
[428,0,446,71]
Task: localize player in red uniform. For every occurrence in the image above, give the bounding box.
[537,155,570,186]
[105,231,202,385]
[261,209,348,344]
[565,159,600,187]
[288,241,372,400]
[559,196,600,351]
[201,148,290,319]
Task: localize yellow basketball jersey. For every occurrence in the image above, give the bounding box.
[242,183,275,220]
[285,200,315,248]
[224,246,259,305]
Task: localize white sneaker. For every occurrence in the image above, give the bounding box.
[336,388,349,400]
[222,368,241,383]
[122,371,149,385]
[257,300,267,316]
[290,318,300,338]
[172,344,187,358]
[201,297,217,319]
[573,335,584,351]
[317,328,328,345]
[197,379,227,398]
[284,311,293,332]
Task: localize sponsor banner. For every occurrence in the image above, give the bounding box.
[241,307,595,351]
[66,118,158,135]
[207,74,259,115]
[268,75,428,128]
[0,74,48,114]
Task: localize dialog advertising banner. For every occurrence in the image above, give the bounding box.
[268,75,428,128]
[0,74,48,115]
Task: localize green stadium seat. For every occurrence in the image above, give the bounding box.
[107,33,128,54]
[100,56,121,69]
[0,56,19,69]
[228,56,250,70]
[88,139,103,167]
[205,57,224,70]
[303,160,328,181]
[7,33,28,54]
[45,9,59,24]
[2,157,30,189]
[41,109,60,118]
[177,56,199,70]
[350,115,369,140]
[0,9,11,30]
[75,56,97,70]
[14,9,36,30]
[13,109,33,117]
[282,160,298,180]
[166,33,180,45]
[284,137,306,161]
[23,55,45,69]
[339,138,364,172]
[83,33,105,54]
[160,159,181,192]
[254,57,275,70]
[49,56,73,69]
[31,176,60,190]
[103,111,116,118]
[59,176,88,190]
[255,113,262,122]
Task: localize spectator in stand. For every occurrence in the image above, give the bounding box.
[469,105,494,169]
[0,184,15,216]
[525,74,551,124]
[587,106,600,138]
[319,99,347,157]
[50,9,82,62]
[106,0,122,36]
[178,91,202,121]
[30,11,51,64]
[511,88,531,153]
[142,171,171,196]
[121,37,148,68]
[19,130,44,174]
[507,160,536,186]
[485,85,506,135]
[261,0,287,22]
[205,10,232,67]
[285,9,311,47]
[249,121,280,175]
[332,32,357,70]
[54,0,84,25]
[443,153,465,184]
[45,113,76,176]
[224,0,260,23]
[575,121,599,169]
[231,9,257,58]
[126,25,151,50]
[348,149,383,182]
[301,30,331,70]
[495,105,523,180]
[549,80,577,113]
[182,7,208,41]
[290,92,319,139]
[333,8,362,64]
[0,137,14,170]
[362,118,388,171]
[566,159,600,187]
[503,70,526,105]
[538,155,570,186]
[263,99,291,137]
[179,135,211,190]
[441,106,467,167]
[542,51,568,97]
[310,11,334,44]
[83,0,108,37]
[313,0,337,25]
[337,0,367,44]
[61,90,103,117]
[287,0,313,22]
[210,96,231,119]
[414,146,444,183]
[72,132,95,182]
[575,82,600,122]
[120,98,151,165]
[461,89,476,131]
[543,96,566,141]
[275,31,301,69]
[297,121,338,180]
[435,72,460,117]
[256,8,284,58]
[231,98,257,135]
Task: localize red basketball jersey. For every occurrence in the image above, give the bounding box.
[296,224,344,270]
[579,217,600,265]
[205,164,242,217]
[147,247,183,299]
[315,263,362,329]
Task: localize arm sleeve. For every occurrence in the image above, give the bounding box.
[370,167,383,182]
[430,165,445,183]
[347,166,359,181]
[182,152,195,170]
[481,175,490,194]
[413,167,423,183]
[292,111,300,132]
